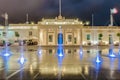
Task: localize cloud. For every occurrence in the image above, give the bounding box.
[0,0,119,25]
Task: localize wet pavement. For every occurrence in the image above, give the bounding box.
[0,46,120,80]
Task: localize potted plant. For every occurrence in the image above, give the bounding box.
[15,31,20,41]
[98,33,103,45]
[117,33,120,42]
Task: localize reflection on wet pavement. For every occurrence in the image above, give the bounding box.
[0,46,120,80]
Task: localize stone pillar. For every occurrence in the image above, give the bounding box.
[46,29,48,45]
[72,30,74,45]
[80,28,83,45]
[55,28,57,45]
[38,27,40,45]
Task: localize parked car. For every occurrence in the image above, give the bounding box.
[87,42,91,45]
[98,41,106,46]
[0,40,12,46]
[27,39,38,45]
[0,41,4,46]
[114,42,119,46]
[18,40,27,46]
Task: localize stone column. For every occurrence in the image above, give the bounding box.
[80,28,83,45]
[55,28,57,45]
[46,29,48,45]
[72,30,74,45]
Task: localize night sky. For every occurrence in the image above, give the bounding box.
[0,0,120,26]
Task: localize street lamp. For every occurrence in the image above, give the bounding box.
[85,21,90,25]
[80,21,90,26]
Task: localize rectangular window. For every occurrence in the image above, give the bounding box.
[68,49,71,54]
[74,37,77,44]
[49,49,52,54]
[49,35,53,42]
[109,34,112,44]
[86,34,90,40]
[29,31,32,36]
[68,35,72,42]
[3,32,6,37]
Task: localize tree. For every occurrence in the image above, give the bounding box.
[117,33,120,42]
[98,33,103,41]
[15,31,20,40]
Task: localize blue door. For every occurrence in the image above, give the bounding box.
[58,33,63,44]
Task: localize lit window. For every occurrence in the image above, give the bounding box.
[46,22,48,24]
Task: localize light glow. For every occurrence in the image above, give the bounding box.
[18,56,26,65]
[38,50,42,55]
[96,57,101,63]
[1,47,12,57]
[3,53,10,57]
[94,51,102,63]
[20,57,25,64]
[79,46,83,55]
[58,53,63,57]
[108,48,116,58]
[109,54,116,58]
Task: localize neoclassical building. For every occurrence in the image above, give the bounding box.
[0,16,120,46]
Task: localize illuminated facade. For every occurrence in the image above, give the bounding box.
[0,17,120,46]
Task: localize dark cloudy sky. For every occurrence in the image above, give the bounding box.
[0,0,120,26]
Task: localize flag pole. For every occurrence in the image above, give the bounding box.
[58,0,62,19]
[59,0,61,16]
[110,9,113,26]
[26,13,29,24]
[5,12,8,26]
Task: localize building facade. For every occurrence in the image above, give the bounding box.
[0,17,120,46]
